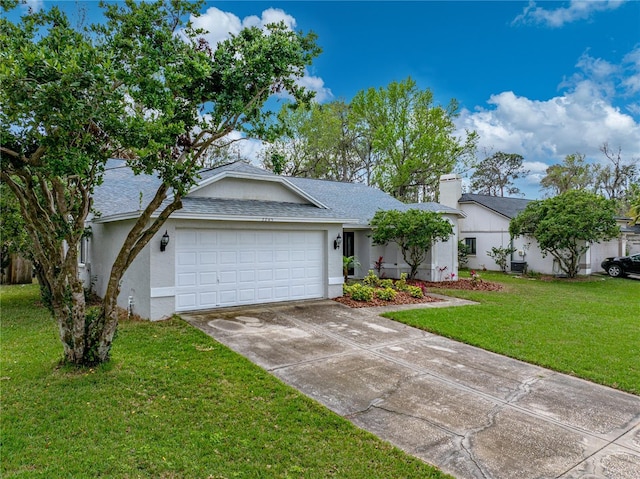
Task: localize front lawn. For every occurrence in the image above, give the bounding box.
[1,283,449,478]
[384,271,640,395]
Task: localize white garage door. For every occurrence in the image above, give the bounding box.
[175,229,324,311]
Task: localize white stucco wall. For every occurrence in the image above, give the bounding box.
[89,219,152,318]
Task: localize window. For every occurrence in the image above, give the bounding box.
[79,237,89,265]
[464,237,476,255]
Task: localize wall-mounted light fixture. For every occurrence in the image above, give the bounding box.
[334,233,342,250]
[160,231,170,252]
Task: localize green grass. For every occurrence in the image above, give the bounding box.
[1,284,449,478]
[385,271,640,395]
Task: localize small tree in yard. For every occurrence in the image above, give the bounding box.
[370,209,453,280]
[487,245,515,273]
[509,190,619,278]
[0,0,320,365]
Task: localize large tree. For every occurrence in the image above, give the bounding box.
[0,0,319,365]
[540,153,595,196]
[362,77,476,202]
[594,143,638,213]
[470,151,529,197]
[509,191,619,278]
[370,209,453,279]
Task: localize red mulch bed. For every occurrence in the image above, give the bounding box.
[419,278,503,292]
[333,291,442,308]
[334,278,503,308]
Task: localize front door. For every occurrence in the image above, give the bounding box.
[343,231,355,275]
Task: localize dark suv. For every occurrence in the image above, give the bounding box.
[601,253,640,277]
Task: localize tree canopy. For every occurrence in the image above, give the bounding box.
[262,77,477,202]
[0,0,320,365]
[470,152,529,197]
[540,153,593,196]
[370,209,453,279]
[509,191,619,278]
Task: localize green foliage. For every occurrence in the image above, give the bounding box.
[345,283,375,302]
[458,240,470,268]
[379,278,395,289]
[362,269,380,287]
[352,77,477,202]
[264,76,478,202]
[470,152,529,197]
[343,255,360,282]
[487,246,516,273]
[406,285,424,298]
[541,153,594,196]
[394,273,409,292]
[371,209,453,279]
[510,190,619,278]
[376,287,397,301]
[0,183,31,267]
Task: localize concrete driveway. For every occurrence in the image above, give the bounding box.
[182,299,640,479]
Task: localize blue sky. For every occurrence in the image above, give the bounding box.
[15,1,640,198]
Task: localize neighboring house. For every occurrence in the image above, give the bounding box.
[86,160,462,320]
[438,174,627,276]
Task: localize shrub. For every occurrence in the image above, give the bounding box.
[487,246,515,273]
[362,270,380,287]
[379,278,395,289]
[348,283,375,302]
[407,285,424,298]
[376,287,397,301]
[395,273,410,292]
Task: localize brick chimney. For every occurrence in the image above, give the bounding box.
[439,174,462,209]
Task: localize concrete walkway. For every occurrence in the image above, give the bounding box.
[182,299,640,479]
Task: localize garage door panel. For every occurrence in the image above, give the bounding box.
[199,272,217,285]
[177,272,196,287]
[177,252,197,265]
[238,269,255,282]
[199,291,218,307]
[238,251,255,263]
[199,230,218,245]
[219,270,237,283]
[176,293,197,309]
[175,229,324,311]
[239,289,255,302]
[199,252,217,264]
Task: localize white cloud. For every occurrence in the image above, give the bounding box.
[512,0,627,28]
[456,47,640,197]
[189,7,297,49]
[296,72,333,103]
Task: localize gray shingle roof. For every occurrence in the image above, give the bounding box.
[459,193,532,219]
[284,176,405,225]
[93,160,461,225]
